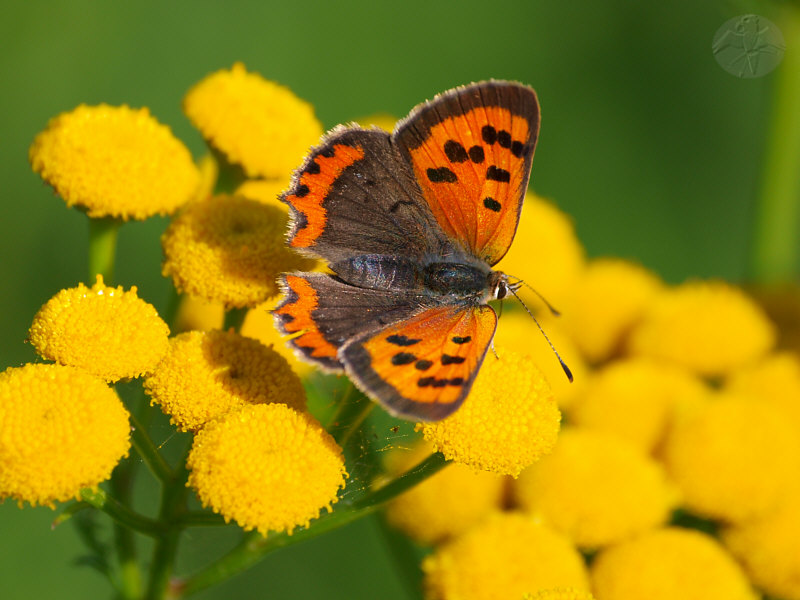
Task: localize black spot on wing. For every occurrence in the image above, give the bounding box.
[483,197,501,212]
[391,352,417,366]
[452,336,471,344]
[444,140,468,163]
[497,130,512,148]
[427,167,458,183]
[510,140,525,158]
[387,334,421,346]
[468,145,485,163]
[441,354,466,365]
[486,166,511,183]
[482,125,497,145]
[415,359,433,370]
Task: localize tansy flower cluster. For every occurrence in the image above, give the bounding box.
[382,195,798,600]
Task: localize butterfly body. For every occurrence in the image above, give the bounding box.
[275,81,539,420]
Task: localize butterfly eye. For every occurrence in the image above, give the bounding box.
[495,281,508,300]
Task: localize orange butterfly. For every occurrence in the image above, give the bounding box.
[275,81,541,420]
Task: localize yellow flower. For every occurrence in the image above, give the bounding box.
[590,528,757,600]
[423,512,589,600]
[383,441,505,545]
[183,63,323,179]
[561,258,663,364]
[235,178,291,209]
[172,295,224,334]
[240,303,314,378]
[187,403,346,535]
[493,310,587,410]
[353,113,398,132]
[723,487,800,600]
[725,351,800,431]
[0,364,130,507]
[29,104,199,220]
[29,275,169,382]
[144,329,306,431]
[515,429,676,549]
[161,194,315,308]
[627,280,775,377]
[523,589,595,600]
[418,350,560,477]
[662,392,800,522]
[567,358,709,453]
[496,195,586,308]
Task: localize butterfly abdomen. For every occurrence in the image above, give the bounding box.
[422,262,490,299]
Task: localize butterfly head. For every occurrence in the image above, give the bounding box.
[489,271,519,301]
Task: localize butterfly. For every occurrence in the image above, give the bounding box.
[274,81,541,421]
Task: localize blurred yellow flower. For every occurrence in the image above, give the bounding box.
[0,364,130,507]
[561,258,663,364]
[235,178,291,209]
[187,403,346,535]
[523,589,595,600]
[241,303,314,377]
[590,528,757,600]
[423,512,589,600]
[663,392,800,522]
[183,63,323,179]
[628,280,775,377]
[723,487,800,600]
[353,113,397,132]
[567,358,709,453]
[493,310,586,410]
[29,104,199,219]
[418,351,560,477]
[496,195,585,308]
[172,295,224,334]
[161,194,315,308]
[145,329,306,431]
[514,429,676,549]
[383,441,505,545]
[29,275,169,382]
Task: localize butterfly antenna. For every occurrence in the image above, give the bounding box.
[508,286,574,383]
[509,277,562,317]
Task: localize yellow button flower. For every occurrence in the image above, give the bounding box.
[591,528,757,600]
[663,392,800,522]
[241,303,314,378]
[418,351,561,477]
[561,258,663,364]
[628,280,775,377]
[187,403,346,535]
[524,589,596,600]
[493,310,587,410]
[515,429,676,549]
[383,441,505,545]
[144,329,306,432]
[725,351,800,431]
[0,364,130,507]
[723,487,800,600]
[568,358,709,453]
[423,512,589,600]
[496,195,586,308]
[161,194,315,308]
[183,63,323,180]
[29,275,170,382]
[29,104,199,220]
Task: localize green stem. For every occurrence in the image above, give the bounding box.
[176,511,227,528]
[109,459,142,599]
[751,6,800,282]
[223,307,248,332]
[175,452,448,598]
[129,411,174,483]
[88,216,122,284]
[328,383,374,450]
[80,489,163,537]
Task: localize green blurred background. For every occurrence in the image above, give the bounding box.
[0,0,787,598]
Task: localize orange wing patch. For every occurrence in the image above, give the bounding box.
[284,143,364,249]
[343,305,497,419]
[273,275,340,369]
[406,107,533,265]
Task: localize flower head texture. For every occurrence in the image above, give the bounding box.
[29,104,199,219]
[29,275,170,382]
[419,351,560,477]
[523,589,595,600]
[383,441,505,545]
[423,512,589,600]
[591,528,757,600]
[561,258,663,364]
[144,329,306,431]
[235,178,292,209]
[0,364,130,507]
[161,194,315,308]
[514,429,676,549]
[187,403,346,535]
[183,63,323,179]
[628,280,775,377]
[723,488,800,600]
[663,392,800,522]
[568,358,709,453]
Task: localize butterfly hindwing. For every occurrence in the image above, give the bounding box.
[282,127,455,264]
[340,305,498,420]
[273,273,430,371]
[393,81,539,266]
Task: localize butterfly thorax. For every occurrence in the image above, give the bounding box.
[331,254,502,303]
